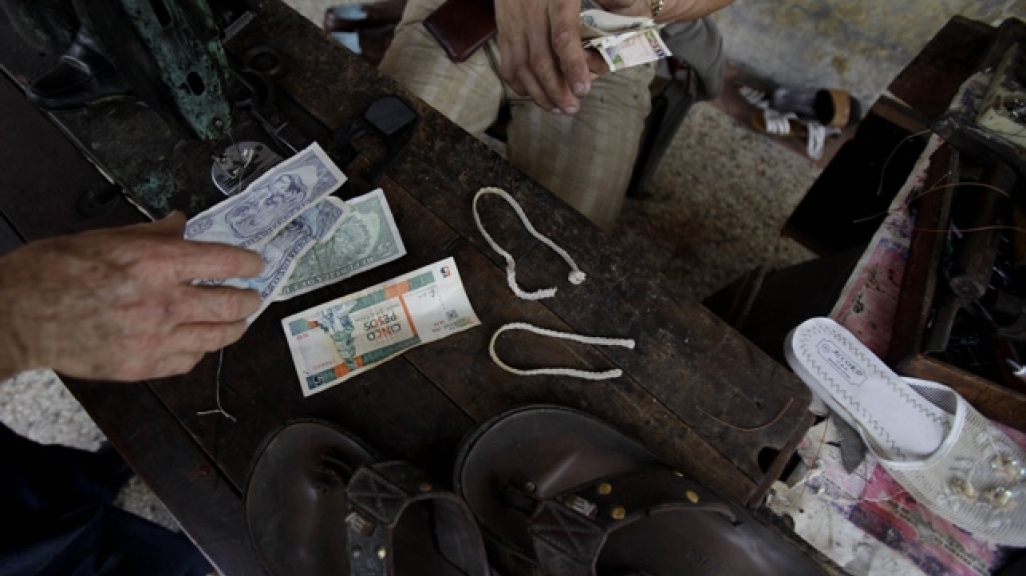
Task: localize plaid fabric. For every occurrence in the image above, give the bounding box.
[380,0,655,230]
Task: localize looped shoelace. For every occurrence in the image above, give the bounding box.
[473,187,634,380]
[472,187,586,300]
[489,323,636,380]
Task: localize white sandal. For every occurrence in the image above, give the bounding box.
[785,317,1026,547]
[752,109,839,160]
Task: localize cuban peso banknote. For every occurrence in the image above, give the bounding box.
[184,142,347,249]
[208,197,350,322]
[281,257,480,396]
[590,28,669,72]
[277,188,407,300]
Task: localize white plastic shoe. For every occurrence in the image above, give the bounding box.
[785,317,1026,547]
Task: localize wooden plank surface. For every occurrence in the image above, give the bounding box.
[887,16,995,119]
[66,378,268,575]
[0,1,817,572]
[215,0,813,494]
[0,73,145,239]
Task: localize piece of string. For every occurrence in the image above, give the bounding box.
[489,323,635,380]
[852,177,1026,237]
[472,187,586,300]
[850,168,954,224]
[784,422,913,507]
[855,177,995,224]
[874,129,932,197]
[696,397,794,432]
[771,456,910,507]
[197,348,237,422]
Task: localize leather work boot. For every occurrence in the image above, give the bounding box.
[25,26,130,110]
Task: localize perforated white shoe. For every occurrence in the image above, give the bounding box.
[785,317,1026,547]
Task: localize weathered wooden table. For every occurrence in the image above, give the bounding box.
[0,2,815,573]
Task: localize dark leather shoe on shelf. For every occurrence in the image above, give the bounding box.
[25,27,130,111]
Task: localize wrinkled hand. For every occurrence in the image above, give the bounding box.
[0,212,264,382]
[495,0,592,114]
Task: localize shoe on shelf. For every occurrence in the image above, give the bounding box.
[25,27,130,111]
[751,109,840,160]
[736,76,862,128]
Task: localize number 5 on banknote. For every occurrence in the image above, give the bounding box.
[281,257,481,396]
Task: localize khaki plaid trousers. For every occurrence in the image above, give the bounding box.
[380,0,656,231]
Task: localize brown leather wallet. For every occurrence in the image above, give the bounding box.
[423,0,497,63]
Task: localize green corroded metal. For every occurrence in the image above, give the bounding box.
[77,0,232,141]
[120,0,232,140]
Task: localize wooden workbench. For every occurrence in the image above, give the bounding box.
[0,2,815,573]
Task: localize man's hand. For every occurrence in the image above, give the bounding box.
[0,212,264,382]
[495,0,592,114]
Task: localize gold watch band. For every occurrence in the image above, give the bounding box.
[650,0,665,18]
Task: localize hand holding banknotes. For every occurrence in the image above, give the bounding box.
[0,212,263,381]
[495,0,594,114]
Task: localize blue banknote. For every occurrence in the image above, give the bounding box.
[185,142,347,249]
[210,197,349,322]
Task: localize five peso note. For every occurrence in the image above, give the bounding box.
[278,188,407,300]
[577,7,670,72]
[185,142,348,249]
[579,9,654,40]
[282,257,480,396]
[590,28,670,72]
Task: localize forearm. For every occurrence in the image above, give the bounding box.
[655,0,734,22]
[0,255,33,381]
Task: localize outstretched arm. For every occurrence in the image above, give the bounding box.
[0,212,264,382]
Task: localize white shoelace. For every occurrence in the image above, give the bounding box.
[473,187,634,380]
[489,323,636,380]
[472,187,586,300]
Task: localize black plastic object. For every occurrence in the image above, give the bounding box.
[332,95,418,184]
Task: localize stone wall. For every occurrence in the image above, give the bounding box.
[714,0,1022,103]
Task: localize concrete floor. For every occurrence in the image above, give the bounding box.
[0,0,837,569]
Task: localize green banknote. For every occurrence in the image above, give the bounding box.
[277,188,407,300]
